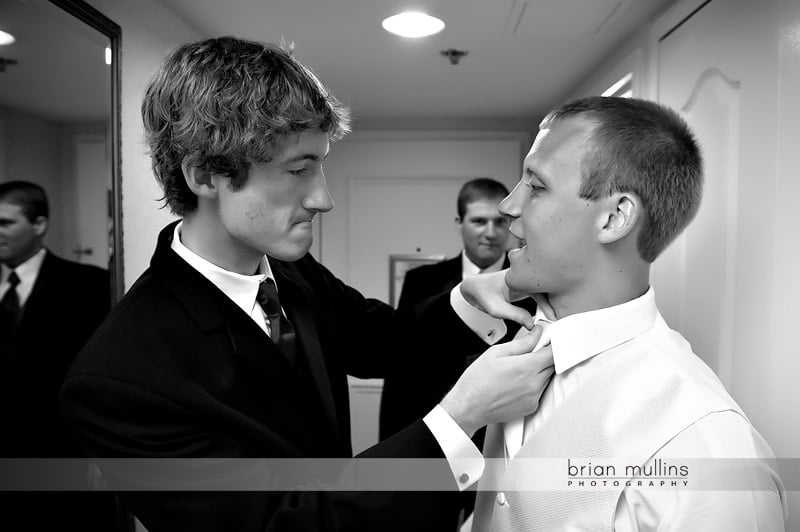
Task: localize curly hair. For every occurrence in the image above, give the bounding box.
[541,96,703,263]
[142,37,351,216]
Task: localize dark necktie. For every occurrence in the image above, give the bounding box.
[256,278,297,367]
[1,271,21,326]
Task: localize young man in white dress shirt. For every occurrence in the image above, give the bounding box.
[460,96,787,531]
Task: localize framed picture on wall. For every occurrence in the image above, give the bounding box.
[389,254,445,307]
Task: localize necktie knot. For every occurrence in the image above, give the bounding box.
[530,317,553,351]
[256,277,297,368]
[7,271,20,288]
[257,278,281,318]
[503,316,554,460]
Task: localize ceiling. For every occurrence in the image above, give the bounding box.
[160,0,677,128]
[0,0,110,123]
[0,0,677,127]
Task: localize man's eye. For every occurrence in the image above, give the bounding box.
[527,183,544,195]
[289,167,309,176]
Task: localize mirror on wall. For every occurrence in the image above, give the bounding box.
[0,0,122,301]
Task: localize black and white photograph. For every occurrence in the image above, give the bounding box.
[0,0,797,531]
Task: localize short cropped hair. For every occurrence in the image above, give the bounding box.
[457,178,510,219]
[142,37,351,216]
[541,96,703,263]
[0,181,49,221]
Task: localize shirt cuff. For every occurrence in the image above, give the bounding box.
[450,283,507,345]
[423,405,484,491]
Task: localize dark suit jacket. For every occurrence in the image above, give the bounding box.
[0,250,110,457]
[60,222,489,532]
[379,254,536,441]
[395,255,464,310]
[0,252,115,532]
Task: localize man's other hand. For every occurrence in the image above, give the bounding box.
[439,324,555,437]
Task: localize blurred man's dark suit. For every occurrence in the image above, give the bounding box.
[379,254,536,439]
[378,253,535,529]
[0,250,117,530]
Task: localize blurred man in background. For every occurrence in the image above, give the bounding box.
[0,180,118,530]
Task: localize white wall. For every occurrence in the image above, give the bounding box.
[85,0,202,289]
[0,105,66,256]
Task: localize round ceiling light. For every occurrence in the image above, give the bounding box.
[0,30,16,46]
[381,12,445,38]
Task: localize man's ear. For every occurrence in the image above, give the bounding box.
[181,158,218,199]
[598,191,640,244]
[32,216,48,237]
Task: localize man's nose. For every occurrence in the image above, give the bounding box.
[305,172,334,213]
[499,181,524,218]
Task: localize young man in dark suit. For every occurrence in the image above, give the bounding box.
[380,178,525,441]
[379,178,537,528]
[0,180,118,530]
[59,37,555,532]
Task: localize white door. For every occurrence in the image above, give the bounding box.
[654,0,788,447]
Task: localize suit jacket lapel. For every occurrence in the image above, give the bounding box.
[271,260,340,442]
[152,223,341,441]
[440,256,463,293]
[151,223,282,380]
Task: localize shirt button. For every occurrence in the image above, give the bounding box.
[458,473,470,484]
[496,492,506,506]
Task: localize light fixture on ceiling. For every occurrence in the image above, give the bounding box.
[0,30,16,46]
[382,12,445,38]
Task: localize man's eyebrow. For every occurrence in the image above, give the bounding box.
[525,165,549,185]
[283,151,330,165]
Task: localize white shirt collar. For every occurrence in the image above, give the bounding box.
[542,287,658,375]
[1,247,46,287]
[461,250,506,278]
[169,221,275,318]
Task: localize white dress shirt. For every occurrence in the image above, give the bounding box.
[468,288,787,531]
[461,251,505,278]
[0,248,46,308]
[522,288,785,530]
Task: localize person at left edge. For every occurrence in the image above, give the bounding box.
[59,37,554,532]
[0,180,118,531]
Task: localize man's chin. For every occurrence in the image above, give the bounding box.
[266,240,312,262]
[477,252,504,266]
